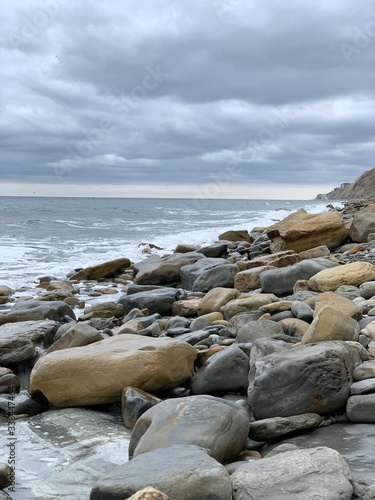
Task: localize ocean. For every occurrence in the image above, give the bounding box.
[0,197,341,290]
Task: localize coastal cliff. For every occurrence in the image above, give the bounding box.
[318,167,375,199]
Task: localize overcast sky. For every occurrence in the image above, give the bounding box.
[1,0,374,199]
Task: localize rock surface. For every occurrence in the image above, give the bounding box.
[249,413,323,441]
[0,301,75,325]
[309,262,375,292]
[69,258,131,280]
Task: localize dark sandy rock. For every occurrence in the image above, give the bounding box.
[262,422,375,500]
[171,298,201,317]
[191,344,249,394]
[192,264,239,292]
[227,313,262,337]
[231,446,353,500]
[198,242,228,258]
[0,463,10,490]
[221,294,278,321]
[0,286,13,305]
[348,203,375,242]
[90,444,232,500]
[234,265,276,292]
[80,301,125,320]
[129,395,249,463]
[0,300,75,325]
[70,257,131,280]
[47,323,103,354]
[0,320,59,365]
[29,335,197,407]
[180,258,228,290]
[235,319,284,343]
[279,318,310,338]
[0,391,50,417]
[134,252,205,286]
[267,209,347,253]
[199,288,240,315]
[347,394,375,422]
[0,370,20,394]
[119,288,186,316]
[122,387,162,429]
[248,341,369,419]
[175,330,210,345]
[174,244,197,253]
[301,306,360,345]
[249,413,323,441]
[218,229,252,243]
[350,378,375,395]
[260,258,339,296]
[0,408,131,499]
[39,289,74,301]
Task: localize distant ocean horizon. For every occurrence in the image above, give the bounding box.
[0,196,343,290]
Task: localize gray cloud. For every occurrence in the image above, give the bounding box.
[1,0,374,195]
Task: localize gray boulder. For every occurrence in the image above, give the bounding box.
[0,320,59,365]
[129,395,249,463]
[181,258,227,290]
[90,444,232,500]
[192,264,239,292]
[118,288,186,316]
[0,301,75,325]
[227,313,262,337]
[359,281,375,299]
[350,378,375,395]
[249,413,323,441]
[291,301,314,322]
[199,242,228,258]
[191,344,249,394]
[248,341,369,419]
[260,258,339,296]
[347,394,375,423]
[236,319,284,343]
[134,252,205,286]
[231,446,353,499]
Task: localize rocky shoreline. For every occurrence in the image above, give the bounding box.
[2,201,375,499]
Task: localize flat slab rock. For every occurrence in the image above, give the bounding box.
[231,446,353,499]
[249,413,324,441]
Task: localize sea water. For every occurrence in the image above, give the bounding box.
[0,197,342,290]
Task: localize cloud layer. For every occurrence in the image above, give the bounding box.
[1,0,374,197]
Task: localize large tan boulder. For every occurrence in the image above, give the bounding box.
[301,306,360,345]
[306,292,362,320]
[70,258,131,281]
[348,203,375,242]
[199,287,240,315]
[29,335,197,407]
[234,265,276,292]
[220,294,278,320]
[309,262,375,292]
[267,209,347,253]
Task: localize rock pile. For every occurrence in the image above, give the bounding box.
[2,204,375,498]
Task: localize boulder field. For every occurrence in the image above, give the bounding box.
[3,203,375,498]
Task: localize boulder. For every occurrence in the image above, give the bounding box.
[180,258,228,290]
[171,299,201,317]
[347,394,375,423]
[348,203,375,242]
[122,387,162,429]
[353,360,375,381]
[129,395,249,463]
[191,344,249,394]
[246,250,301,269]
[248,341,369,419]
[80,301,124,320]
[118,288,186,316]
[0,300,75,325]
[46,323,103,354]
[234,266,276,292]
[298,245,330,260]
[70,257,131,280]
[235,319,284,343]
[0,320,59,365]
[290,301,313,322]
[90,445,232,500]
[307,292,362,320]
[199,288,240,315]
[218,230,252,243]
[267,209,347,253]
[192,264,239,292]
[227,313,262,337]
[0,286,13,305]
[359,281,375,299]
[350,378,375,395]
[309,262,375,292]
[301,306,360,344]
[249,413,323,441]
[198,242,228,258]
[231,446,353,499]
[260,258,339,296]
[279,318,310,338]
[134,253,205,286]
[220,294,278,320]
[29,335,197,407]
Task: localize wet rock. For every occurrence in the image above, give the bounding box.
[347,394,375,422]
[290,301,313,322]
[359,281,375,299]
[80,301,125,320]
[90,444,232,500]
[0,286,13,305]
[192,264,239,292]
[249,413,324,441]
[129,395,249,463]
[350,378,375,395]
[353,360,375,381]
[218,229,252,243]
[47,323,103,353]
[198,242,228,258]
[231,446,353,500]
[122,387,162,429]
[128,487,169,500]
[119,288,186,316]
[235,319,284,343]
[69,258,131,280]
[0,463,10,490]
[199,287,240,315]
[0,301,75,325]
[29,335,197,407]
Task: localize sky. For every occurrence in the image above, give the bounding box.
[1,0,374,199]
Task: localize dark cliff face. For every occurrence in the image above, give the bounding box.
[323,168,375,199]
